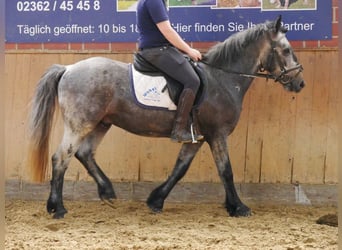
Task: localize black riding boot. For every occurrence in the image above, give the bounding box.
[171,89,204,143]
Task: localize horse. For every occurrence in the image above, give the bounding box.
[28,16,304,219]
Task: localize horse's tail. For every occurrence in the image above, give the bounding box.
[28,64,66,182]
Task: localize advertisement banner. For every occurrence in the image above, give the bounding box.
[5,0,331,43]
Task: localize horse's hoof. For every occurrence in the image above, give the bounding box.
[47,206,68,219]
[146,197,164,213]
[102,198,116,209]
[47,199,58,214]
[228,204,251,217]
[147,203,163,213]
[52,210,67,219]
[100,192,116,201]
[149,207,163,213]
[98,185,116,200]
[47,199,68,219]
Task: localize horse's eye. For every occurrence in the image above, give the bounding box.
[283,48,291,56]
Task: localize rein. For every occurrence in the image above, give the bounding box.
[199,60,303,85]
[243,64,303,83]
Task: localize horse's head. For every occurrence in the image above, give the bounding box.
[262,16,305,93]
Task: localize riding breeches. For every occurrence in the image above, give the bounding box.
[138,46,200,93]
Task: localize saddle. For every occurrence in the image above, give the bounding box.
[133,53,206,106]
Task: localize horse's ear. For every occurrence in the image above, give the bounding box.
[274,15,288,34]
[275,15,282,33]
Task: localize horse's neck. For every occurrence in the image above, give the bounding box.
[231,43,267,74]
[227,39,269,94]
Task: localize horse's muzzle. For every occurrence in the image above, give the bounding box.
[293,80,305,93]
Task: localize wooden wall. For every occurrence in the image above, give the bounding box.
[4,50,339,186]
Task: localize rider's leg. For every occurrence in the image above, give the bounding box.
[138,46,204,143]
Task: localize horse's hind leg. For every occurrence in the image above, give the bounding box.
[47,129,83,219]
[147,142,203,212]
[209,136,251,217]
[75,123,116,202]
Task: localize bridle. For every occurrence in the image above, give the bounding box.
[237,64,303,85]
[257,41,303,85]
[199,40,303,85]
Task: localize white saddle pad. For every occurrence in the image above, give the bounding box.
[131,64,177,110]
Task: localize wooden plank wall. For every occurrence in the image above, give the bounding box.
[4,50,338,185]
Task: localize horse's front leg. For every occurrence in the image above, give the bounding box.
[147,142,203,212]
[209,136,251,217]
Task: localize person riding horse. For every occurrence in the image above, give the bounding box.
[136,0,204,143]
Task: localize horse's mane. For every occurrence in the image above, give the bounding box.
[203,20,275,68]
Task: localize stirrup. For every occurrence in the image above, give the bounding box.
[170,126,203,144]
[190,124,198,143]
[190,123,204,144]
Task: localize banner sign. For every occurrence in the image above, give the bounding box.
[6,0,331,43]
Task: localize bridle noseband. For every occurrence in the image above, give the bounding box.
[256,63,303,85]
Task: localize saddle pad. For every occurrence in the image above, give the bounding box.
[130,64,177,110]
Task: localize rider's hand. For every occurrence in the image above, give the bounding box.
[187,48,202,62]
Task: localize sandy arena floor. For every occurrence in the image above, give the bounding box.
[5,200,337,250]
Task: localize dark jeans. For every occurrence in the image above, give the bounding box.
[138,46,200,93]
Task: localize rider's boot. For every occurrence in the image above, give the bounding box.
[170,89,204,143]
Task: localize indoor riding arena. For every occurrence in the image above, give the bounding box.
[5,1,338,249]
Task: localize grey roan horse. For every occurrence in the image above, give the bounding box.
[29,16,304,219]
